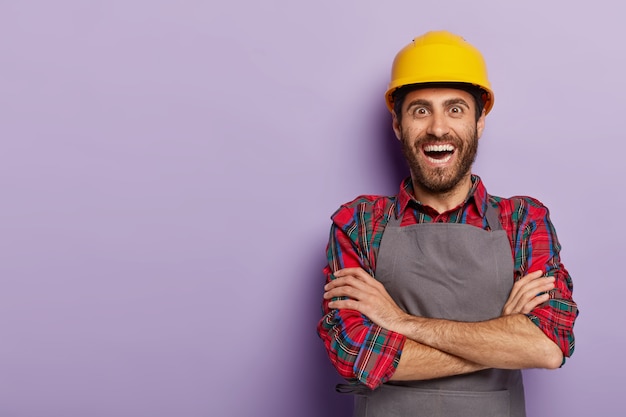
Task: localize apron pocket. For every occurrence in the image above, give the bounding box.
[356,384,510,417]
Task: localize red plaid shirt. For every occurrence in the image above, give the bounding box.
[317,175,578,389]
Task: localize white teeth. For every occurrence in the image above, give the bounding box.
[424,144,455,152]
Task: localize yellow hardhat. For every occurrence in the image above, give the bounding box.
[385,31,494,114]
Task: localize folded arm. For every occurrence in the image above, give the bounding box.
[390,339,486,381]
[320,196,578,384]
[325,267,562,372]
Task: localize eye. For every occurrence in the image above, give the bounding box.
[450,106,463,114]
[410,106,430,117]
[447,105,467,118]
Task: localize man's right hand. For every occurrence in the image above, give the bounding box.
[502,270,555,315]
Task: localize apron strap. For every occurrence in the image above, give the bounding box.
[484,203,502,231]
[335,383,371,396]
[387,202,401,227]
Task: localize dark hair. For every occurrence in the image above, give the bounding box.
[392,82,486,124]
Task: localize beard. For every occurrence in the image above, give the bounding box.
[400,127,479,194]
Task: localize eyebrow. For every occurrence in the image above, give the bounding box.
[405,97,471,110]
[405,99,431,109]
[443,98,471,108]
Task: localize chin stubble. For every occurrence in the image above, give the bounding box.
[400,130,479,193]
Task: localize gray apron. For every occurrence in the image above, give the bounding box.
[345,203,525,417]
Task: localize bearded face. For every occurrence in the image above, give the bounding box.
[394,88,483,196]
[399,124,479,194]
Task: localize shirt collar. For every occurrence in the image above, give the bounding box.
[396,174,488,218]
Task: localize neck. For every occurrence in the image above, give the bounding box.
[411,174,473,214]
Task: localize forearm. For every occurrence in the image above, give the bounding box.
[396,313,563,369]
[390,339,486,381]
[510,196,578,360]
[525,268,578,359]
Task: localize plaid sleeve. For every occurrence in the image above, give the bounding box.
[508,197,579,360]
[316,204,405,389]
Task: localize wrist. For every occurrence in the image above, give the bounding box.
[393,312,416,336]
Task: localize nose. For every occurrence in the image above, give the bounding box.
[425,111,450,138]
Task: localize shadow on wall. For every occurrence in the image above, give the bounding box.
[372,102,408,192]
[302,104,407,417]
[303,240,354,417]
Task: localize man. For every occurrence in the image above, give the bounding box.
[317,31,578,417]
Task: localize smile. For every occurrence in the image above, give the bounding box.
[423,144,456,164]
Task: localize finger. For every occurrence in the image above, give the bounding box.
[336,267,380,282]
[333,269,385,293]
[324,276,379,300]
[505,287,551,314]
[508,274,553,307]
[525,270,545,279]
[508,281,554,310]
[324,285,361,301]
[505,275,551,308]
[325,274,374,292]
[504,279,555,314]
[519,292,551,314]
[334,267,367,278]
[514,276,555,296]
[327,298,362,312]
[507,271,542,305]
[513,270,544,288]
[326,284,378,313]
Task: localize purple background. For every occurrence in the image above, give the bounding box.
[0,1,618,416]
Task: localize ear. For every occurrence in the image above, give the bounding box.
[476,109,486,139]
[392,112,402,140]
